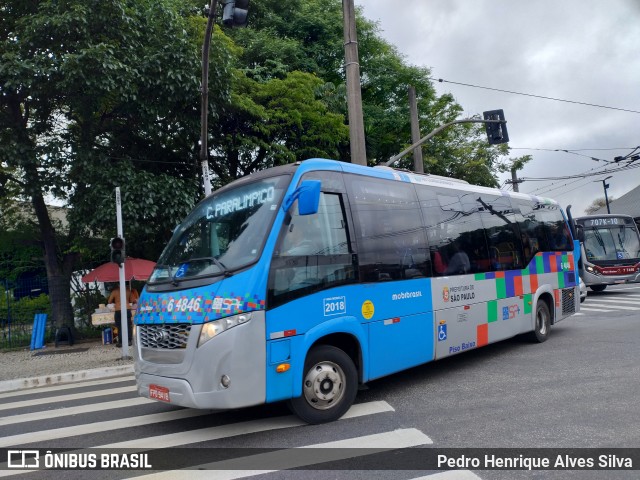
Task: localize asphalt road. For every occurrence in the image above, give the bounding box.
[1,284,639,480]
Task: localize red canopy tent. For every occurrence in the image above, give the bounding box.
[81,258,156,283]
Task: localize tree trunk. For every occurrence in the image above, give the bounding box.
[30,173,78,328]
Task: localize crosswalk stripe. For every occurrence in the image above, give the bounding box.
[582,303,638,311]
[579,307,614,312]
[0,386,137,412]
[99,400,396,449]
[413,472,483,480]
[0,376,134,400]
[0,397,152,427]
[0,408,208,448]
[123,428,432,480]
[587,298,640,306]
[0,401,397,478]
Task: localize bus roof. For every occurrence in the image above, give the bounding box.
[209,158,560,206]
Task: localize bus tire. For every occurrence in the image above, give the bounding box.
[288,345,358,424]
[590,285,607,292]
[528,300,551,343]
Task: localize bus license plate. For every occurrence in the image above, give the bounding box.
[149,384,170,403]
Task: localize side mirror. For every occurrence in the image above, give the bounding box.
[575,224,585,243]
[282,180,321,216]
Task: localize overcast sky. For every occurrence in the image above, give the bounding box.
[355,0,640,216]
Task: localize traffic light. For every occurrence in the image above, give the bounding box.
[221,0,249,28]
[110,237,125,266]
[483,109,509,145]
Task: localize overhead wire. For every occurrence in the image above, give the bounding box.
[433,78,640,114]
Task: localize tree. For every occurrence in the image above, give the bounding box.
[0,0,230,327]
[585,197,615,215]
[229,0,506,185]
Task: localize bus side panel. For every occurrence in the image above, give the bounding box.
[367,312,434,380]
[264,315,368,402]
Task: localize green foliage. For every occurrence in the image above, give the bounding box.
[72,287,105,330]
[0,229,43,280]
[0,0,513,331]
[0,285,51,324]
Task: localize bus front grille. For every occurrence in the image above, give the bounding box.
[138,324,191,349]
[561,288,576,315]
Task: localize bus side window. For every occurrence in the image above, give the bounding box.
[347,176,430,282]
[476,194,524,271]
[268,192,355,308]
[515,201,549,264]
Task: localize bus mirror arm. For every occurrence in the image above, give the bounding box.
[282,180,321,216]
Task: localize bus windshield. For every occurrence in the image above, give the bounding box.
[583,224,640,262]
[149,175,289,284]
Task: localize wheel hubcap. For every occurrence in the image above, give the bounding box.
[302,361,345,410]
[537,309,548,335]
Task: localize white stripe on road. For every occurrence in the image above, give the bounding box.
[0,376,134,400]
[586,298,640,306]
[0,408,209,448]
[582,302,639,311]
[0,385,137,412]
[413,472,483,480]
[0,397,152,427]
[579,307,614,313]
[124,428,432,480]
[0,401,397,478]
[0,400,394,448]
[99,401,396,449]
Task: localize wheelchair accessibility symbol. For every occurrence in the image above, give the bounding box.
[438,324,447,341]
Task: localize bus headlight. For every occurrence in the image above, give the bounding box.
[198,312,253,347]
[586,266,595,274]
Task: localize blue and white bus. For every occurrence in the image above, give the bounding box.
[574,214,640,292]
[133,159,580,423]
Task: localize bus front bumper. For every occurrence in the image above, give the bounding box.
[582,269,640,287]
[134,312,266,410]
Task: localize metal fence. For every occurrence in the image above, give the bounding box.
[1,277,53,350]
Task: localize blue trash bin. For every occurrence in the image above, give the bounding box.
[102,327,113,345]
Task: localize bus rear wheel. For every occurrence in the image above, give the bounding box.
[288,345,358,424]
[528,300,551,343]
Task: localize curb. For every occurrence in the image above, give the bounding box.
[0,364,135,394]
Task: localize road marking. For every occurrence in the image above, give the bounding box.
[587,298,640,307]
[0,376,134,400]
[0,385,137,411]
[582,302,639,311]
[0,401,397,477]
[0,397,152,427]
[0,408,209,448]
[579,307,614,313]
[123,428,432,480]
[413,473,483,480]
[99,401,396,449]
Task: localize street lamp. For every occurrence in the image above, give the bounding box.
[596,176,612,214]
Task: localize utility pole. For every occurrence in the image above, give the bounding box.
[408,86,424,173]
[342,0,367,165]
[596,176,612,214]
[511,167,520,192]
[200,0,218,197]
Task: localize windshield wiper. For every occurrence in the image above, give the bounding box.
[593,229,606,254]
[171,256,232,286]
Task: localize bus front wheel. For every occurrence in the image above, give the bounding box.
[288,345,358,424]
[528,301,551,343]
